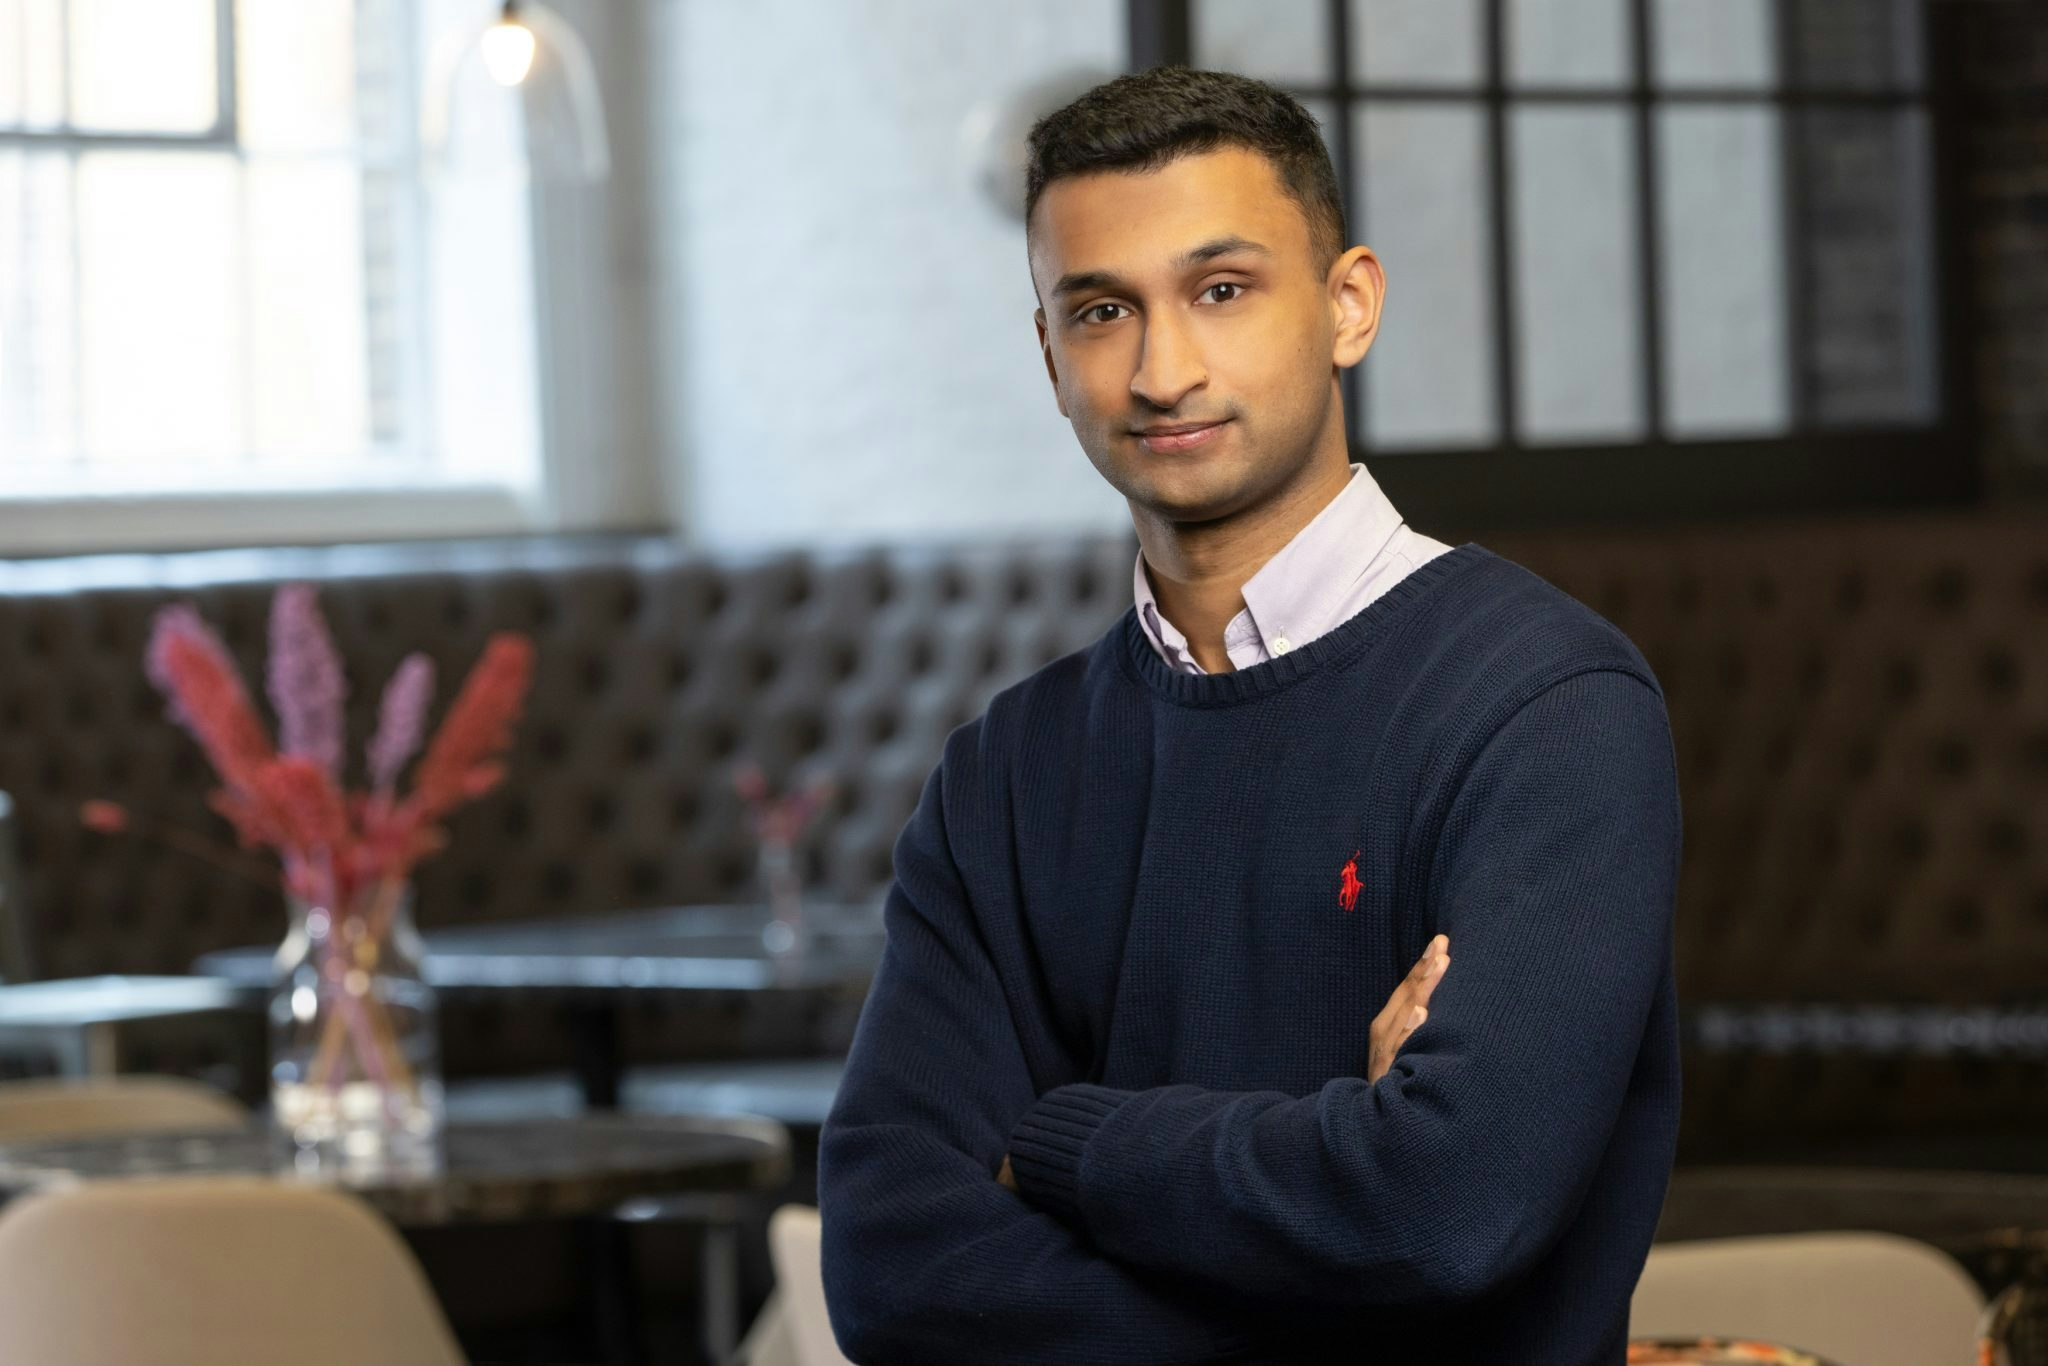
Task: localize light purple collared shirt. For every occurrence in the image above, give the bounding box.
[1133,461,1455,675]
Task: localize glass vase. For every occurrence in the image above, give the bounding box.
[757,833,812,961]
[268,880,443,1174]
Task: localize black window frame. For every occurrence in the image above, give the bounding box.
[1127,0,1982,533]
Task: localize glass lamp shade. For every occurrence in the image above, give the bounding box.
[422,1,610,183]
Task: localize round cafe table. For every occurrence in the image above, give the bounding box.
[0,1112,789,1223]
[0,1114,791,1365]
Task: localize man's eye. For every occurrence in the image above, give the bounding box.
[1080,303,1125,325]
[1205,282,1245,304]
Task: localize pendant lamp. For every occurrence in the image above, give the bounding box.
[422,0,609,183]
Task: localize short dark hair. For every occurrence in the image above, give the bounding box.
[1024,65,1347,281]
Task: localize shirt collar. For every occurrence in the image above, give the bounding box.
[1131,461,1408,664]
[1239,460,1405,652]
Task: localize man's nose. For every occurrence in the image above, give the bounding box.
[1130,312,1208,412]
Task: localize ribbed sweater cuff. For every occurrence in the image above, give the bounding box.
[1006,1082,1132,1226]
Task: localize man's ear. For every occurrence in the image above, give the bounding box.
[1329,246,1385,370]
[1034,307,1068,418]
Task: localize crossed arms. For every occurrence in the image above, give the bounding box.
[817,668,1680,1364]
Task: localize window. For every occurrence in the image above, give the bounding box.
[1132,0,1977,527]
[0,0,542,527]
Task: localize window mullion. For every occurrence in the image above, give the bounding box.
[214,0,238,144]
[1483,0,1519,450]
[1630,0,1664,440]
[1329,0,1367,453]
[1775,0,1812,429]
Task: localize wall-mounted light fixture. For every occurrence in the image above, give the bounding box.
[423,0,609,183]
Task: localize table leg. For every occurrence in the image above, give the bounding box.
[579,1215,645,1366]
[564,1002,624,1110]
[83,1021,120,1076]
[48,1026,92,1078]
[611,1192,754,1366]
[700,1218,739,1366]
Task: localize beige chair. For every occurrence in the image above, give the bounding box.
[0,1176,467,1366]
[0,1075,246,1140]
[736,1285,799,1366]
[734,1204,852,1366]
[1630,1231,1988,1366]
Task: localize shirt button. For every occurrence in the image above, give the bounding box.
[1273,635,1292,654]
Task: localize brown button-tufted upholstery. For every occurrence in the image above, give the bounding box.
[0,535,1136,984]
[1485,506,2048,1154]
[1483,508,2048,1009]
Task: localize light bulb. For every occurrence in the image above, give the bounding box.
[480,19,537,86]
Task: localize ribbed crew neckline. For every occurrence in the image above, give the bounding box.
[1116,541,1491,707]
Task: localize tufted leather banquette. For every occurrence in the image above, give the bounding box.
[0,505,2044,1159]
[1486,505,2048,1162]
[0,535,1134,976]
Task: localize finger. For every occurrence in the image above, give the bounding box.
[1373,1006,1427,1081]
[1385,955,1448,1037]
[1393,1005,1428,1055]
[1407,934,1449,984]
[1414,951,1450,1005]
[1377,946,1447,1040]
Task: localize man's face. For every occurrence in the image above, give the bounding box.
[1029,145,1381,526]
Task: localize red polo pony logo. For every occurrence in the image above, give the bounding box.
[1337,848,1364,912]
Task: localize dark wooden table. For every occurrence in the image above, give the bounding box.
[0,1114,792,1366]
[193,901,886,1108]
[0,1112,790,1223]
[0,976,252,1078]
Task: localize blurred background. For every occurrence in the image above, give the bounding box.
[0,2,2045,1365]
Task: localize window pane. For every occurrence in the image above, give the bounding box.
[67,0,217,134]
[0,0,66,128]
[361,168,410,445]
[1651,0,1776,89]
[1193,0,1331,86]
[238,0,357,152]
[0,150,77,474]
[1507,0,1631,88]
[74,151,240,471]
[1657,107,1789,436]
[1787,0,1921,91]
[1350,0,1483,88]
[1354,102,1496,448]
[247,160,368,461]
[1796,107,1936,425]
[1509,107,1644,441]
[428,165,541,487]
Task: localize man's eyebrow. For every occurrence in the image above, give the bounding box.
[1048,235,1276,302]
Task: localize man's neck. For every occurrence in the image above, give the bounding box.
[1134,452,1352,673]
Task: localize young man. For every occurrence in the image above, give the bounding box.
[818,66,1681,1364]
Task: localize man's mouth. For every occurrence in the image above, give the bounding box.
[1133,419,1230,453]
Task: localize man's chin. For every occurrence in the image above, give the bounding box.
[1123,469,1261,529]
[1082,434,1262,522]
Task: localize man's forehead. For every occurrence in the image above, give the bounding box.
[1029,147,1301,295]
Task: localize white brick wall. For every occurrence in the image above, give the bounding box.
[650,0,1133,550]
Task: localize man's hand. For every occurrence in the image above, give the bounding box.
[1368,934,1449,1083]
[999,938,1447,1190]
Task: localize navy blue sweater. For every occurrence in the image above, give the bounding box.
[818,542,1683,1364]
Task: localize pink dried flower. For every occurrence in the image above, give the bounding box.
[267,583,347,778]
[734,762,835,844]
[367,653,435,797]
[79,800,129,834]
[409,634,534,827]
[251,756,352,856]
[123,596,534,901]
[146,605,276,791]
